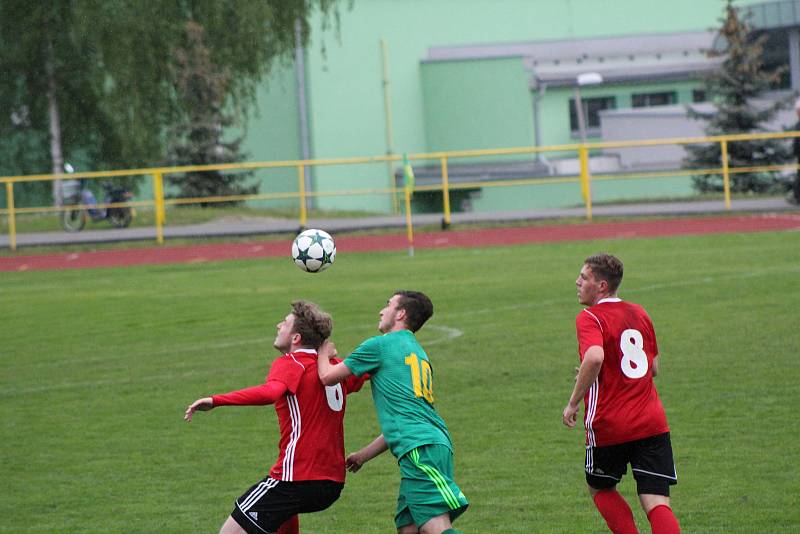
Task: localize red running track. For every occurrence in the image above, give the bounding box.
[2,213,799,272]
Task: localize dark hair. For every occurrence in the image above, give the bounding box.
[291,300,332,349]
[584,253,624,292]
[394,290,433,332]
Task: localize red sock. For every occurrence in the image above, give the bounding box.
[647,504,680,534]
[276,515,299,534]
[593,490,639,534]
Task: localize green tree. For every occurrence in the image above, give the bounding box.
[0,1,110,205]
[685,0,793,193]
[165,21,256,205]
[0,0,342,205]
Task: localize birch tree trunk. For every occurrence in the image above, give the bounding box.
[46,39,64,206]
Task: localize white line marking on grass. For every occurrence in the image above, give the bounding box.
[2,369,208,397]
[5,325,466,396]
[8,320,407,372]
[9,337,277,371]
[441,299,563,319]
[439,265,800,319]
[423,325,464,346]
[629,265,800,293]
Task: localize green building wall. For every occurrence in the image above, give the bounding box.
[241,0,767,214]
[421,57,535,152]
[238,62,303,209]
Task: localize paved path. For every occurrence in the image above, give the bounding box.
[1,198,796,249]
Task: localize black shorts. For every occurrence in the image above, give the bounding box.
[230,477,344,534]
[585,432,677,496]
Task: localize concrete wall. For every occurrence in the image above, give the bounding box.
[600,98,798,170]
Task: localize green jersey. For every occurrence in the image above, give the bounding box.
[344,330,452,459]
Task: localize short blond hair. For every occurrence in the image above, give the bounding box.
[291,300,332,349]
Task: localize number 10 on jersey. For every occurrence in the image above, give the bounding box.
[405,353,434,403]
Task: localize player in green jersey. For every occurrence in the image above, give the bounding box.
[317,290,468,534]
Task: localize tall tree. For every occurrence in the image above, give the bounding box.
[685,0,793,193]
[0,0,342,204]
[165,21,256,205]
[0,1,110,205]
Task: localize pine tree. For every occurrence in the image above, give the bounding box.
[685,0,793,193]
[165,22,256,206]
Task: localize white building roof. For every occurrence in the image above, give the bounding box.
[426,31,721,88]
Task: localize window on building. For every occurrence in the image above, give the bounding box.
[631,91,678,108]
[692,89,707,102]
[569,96,616,133]
[761,30,791,90]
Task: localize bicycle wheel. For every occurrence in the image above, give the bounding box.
[60,208,86,232]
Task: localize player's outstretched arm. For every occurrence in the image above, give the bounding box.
[212,381,287,406]
[317,340,354,386]
[346,434,388,473]
[185,381,288,422]
[184,397,214,422]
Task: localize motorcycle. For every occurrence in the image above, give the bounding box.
[60,180,135,232]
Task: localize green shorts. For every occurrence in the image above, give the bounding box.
[394,444,469,530]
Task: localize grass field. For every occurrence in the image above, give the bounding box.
[2,230,799,533]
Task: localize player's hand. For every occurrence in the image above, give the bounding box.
[319,339,338,359]
[345,451,365,473]
[562,401,580,428]
[184,397,214,422]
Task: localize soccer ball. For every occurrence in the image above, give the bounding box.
[291,229,336,273]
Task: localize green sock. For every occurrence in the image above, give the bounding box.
[442,529,462,534]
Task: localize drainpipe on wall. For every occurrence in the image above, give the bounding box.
[380,39,400,213]
[294,19,314,211]
[532,75,551,171]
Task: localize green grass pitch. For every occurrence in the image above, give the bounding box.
[2,230,799,532]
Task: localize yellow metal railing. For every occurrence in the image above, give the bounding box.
[2,130,799,250]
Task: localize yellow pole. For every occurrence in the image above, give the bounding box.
[578,145,593,221]
[440,157,451,228]
[5,182,16,251]
[404,185,414,257]
[153,172,165,245]
[297,164,308,229]
[720,140,731,210]
[380,39,399,214]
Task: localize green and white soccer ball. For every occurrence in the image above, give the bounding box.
[291,229,336,273]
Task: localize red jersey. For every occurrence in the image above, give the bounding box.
[576,298,669,447]
[213,349,367,482]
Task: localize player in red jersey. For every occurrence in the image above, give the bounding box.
[185,301,367,534]
[562,253,681,534]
